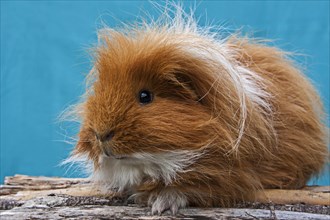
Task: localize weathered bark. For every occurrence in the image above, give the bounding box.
[0,175,329,219]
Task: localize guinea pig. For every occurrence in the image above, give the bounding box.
[64,5,328,215]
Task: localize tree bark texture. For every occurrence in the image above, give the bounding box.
[0,175,329,219]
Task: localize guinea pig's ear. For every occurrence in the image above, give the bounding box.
[166,72,200,101]
[165,69,216,105]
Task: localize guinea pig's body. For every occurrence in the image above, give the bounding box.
[67,6,328,214]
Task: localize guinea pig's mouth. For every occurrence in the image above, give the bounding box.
[102,148,129,160]
[112,154,128,160]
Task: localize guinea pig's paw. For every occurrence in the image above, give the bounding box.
[127,191,148,206]
[148,188,187,215]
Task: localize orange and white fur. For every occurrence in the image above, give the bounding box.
[64,5,328,214]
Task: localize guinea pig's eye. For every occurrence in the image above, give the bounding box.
[138,90,153,105]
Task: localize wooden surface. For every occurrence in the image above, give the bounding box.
[0,175,329,219]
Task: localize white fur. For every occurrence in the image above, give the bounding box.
[177,42,272,150]
[91,150,203,192]
[60,153,93,178]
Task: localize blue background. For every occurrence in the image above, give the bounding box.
[1,1,329,185]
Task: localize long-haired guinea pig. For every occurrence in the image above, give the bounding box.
[64,5,328,215]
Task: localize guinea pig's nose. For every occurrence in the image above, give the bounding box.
[96,131,115,142]
[102,146,113,157]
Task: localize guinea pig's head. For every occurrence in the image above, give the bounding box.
[76,30,226,165]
